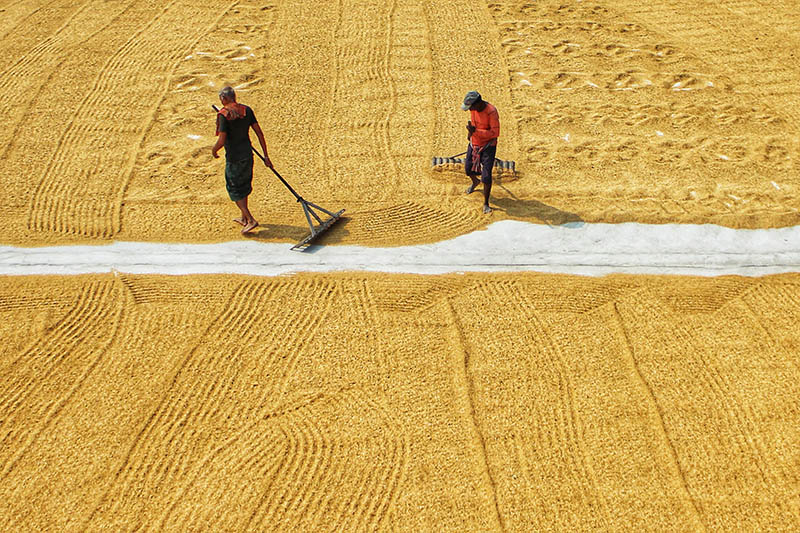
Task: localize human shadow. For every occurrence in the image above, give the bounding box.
[492,195,584,228]
[243,223,308,241]
[243,217,352,251]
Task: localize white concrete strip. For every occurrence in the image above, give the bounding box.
[2,221,800,277]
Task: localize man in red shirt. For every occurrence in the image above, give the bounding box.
[462,91,499,214]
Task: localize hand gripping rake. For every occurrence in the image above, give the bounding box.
[213,105,345,250]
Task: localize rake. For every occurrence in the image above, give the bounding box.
[431,150,516,173]
[213,105,345,251]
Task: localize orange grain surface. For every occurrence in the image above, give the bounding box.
[0,0,798,246]
[0,272,798,531]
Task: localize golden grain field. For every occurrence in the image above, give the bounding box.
[0,273,799,531]
[0,0,798,246]
[2,0,800,531]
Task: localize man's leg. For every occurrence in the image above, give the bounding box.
[227,157,257,230]
[465,144,480,194]
[237,158,258,233]
[236,196,259,233]
[235,196,253,222]
[480,145,496,213]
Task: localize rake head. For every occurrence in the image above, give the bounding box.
[291,205,345,251]
[431,156,516,174]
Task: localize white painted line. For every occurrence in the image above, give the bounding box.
[2,221,800,277]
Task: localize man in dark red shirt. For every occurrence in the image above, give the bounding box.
[212,86,271,234]
[462,90,499,214]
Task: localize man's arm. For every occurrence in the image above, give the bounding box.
[486,109,500,141]
[251,122,272,167]
[474,111,500,145]
[211,131,226,158]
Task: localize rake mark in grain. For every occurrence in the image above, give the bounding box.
[279,406,331,525]
[0,279,123,481]
[82,279,270,528]
[140,281,271,485]
[86,279,379,530]
[0,1,91,93]
[245,389,408,532]
[739,283,800,375]
[0,3,45,46]
[615,296,795,527]
[676,313,774,487]
[355,279,387,376]
[337,393,407,532]
[271,279,339,406]
[118,274,230,306]
[704,290,800,492]
[369,276,466,313]
[389,0,434,183]
[322,0,398,203]
[485,281,614,529]
[445,298,506,532]
[358,201,481,245]
[612,0,800,125]
[27,0,237,239]
[610,302,707,530]
[156,409,293,530]
[0,2,91,74]
[0,1,139,162]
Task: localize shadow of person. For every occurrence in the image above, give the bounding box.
[492,196,584,228]
[243,217,352,248]
[288,216,352,253]
[243,223,310,241]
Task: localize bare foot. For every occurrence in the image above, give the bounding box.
[482,205,492,214]
[241,220,259,234]
[466,181,480,194]
[233,217,246,226]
